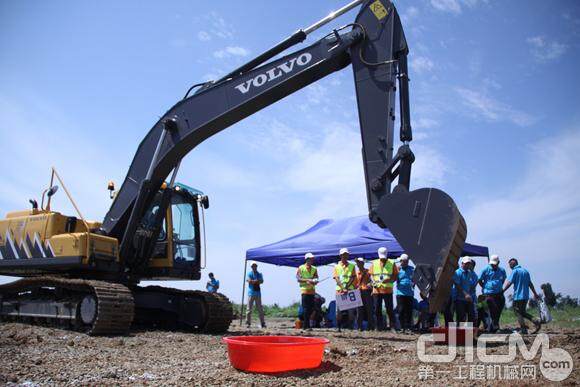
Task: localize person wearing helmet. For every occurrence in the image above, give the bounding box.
[478,254,507,332]
[297,253,319,330]
[333,248,357,329]
[369,247,398,331]
[452,256,479,324]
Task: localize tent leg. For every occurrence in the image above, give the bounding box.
[240,259,248,327]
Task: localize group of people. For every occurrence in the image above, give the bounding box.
[298,247,415,331]
[239,248,543,334]
[446,255,542,334]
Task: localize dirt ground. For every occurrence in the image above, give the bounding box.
[0,318,578,386]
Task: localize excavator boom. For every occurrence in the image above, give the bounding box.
[98,0,466,310]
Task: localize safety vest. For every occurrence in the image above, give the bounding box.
[335,262,356,292]
[371,259,394,289]
[298,264,317,293]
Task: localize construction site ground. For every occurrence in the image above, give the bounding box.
[0,318,578,386]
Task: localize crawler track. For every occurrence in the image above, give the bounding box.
[134,286,233,333]
[0,276,134,335]
[0,278,232,335]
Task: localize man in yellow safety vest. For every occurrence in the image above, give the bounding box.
[333,247,357,329]
[296,252,319,330]
[369,247,399,331]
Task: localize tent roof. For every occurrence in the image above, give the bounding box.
[246,215,488,268]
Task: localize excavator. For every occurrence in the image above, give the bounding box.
[0,0,466,335]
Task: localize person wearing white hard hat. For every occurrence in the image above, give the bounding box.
[246,261,266,329]
[396,254,415,332]
[296,253,319,330]
[452,256,479,324]
[478,254,507,332]
[369,247,398,331]
[333,248,357,329]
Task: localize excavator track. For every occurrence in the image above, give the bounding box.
[0,276,134,336]
[132,286,233,333]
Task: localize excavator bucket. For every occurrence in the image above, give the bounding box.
[376,187,466,312]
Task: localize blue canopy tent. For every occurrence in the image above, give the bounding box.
[239,216,488,327]
[246,215,488,267]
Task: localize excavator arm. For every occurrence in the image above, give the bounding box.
[101,0,465,311]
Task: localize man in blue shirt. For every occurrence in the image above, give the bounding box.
[206,272,219,293]
[503,258,541,334]
[479,254,507,332]
[246,261,266,328]
[453,256,478,324]
[396,254,415,331]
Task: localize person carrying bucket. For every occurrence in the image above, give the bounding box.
[297,253,319,330]
[333,247,357,329]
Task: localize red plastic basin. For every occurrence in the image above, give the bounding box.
[431,326,478,345]
[222,335,329,373]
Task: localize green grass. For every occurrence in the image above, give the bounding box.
[238,301,580,329]
[234,302,300,319]
[499,305,580,329]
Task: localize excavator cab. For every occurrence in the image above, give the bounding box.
[142,183,207,281]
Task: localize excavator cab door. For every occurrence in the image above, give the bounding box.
[142,188,202,280]
[169,191,201,265]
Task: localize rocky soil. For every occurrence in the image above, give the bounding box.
[0,318,578,386]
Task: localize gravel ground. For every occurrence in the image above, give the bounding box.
[0,318,578,386]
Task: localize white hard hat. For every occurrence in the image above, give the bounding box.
[489,255,499,265]
[378,247,388,259]
[339,247,350,255]
[355,257,365,263]
[304,252,315,260]
[461,256,472,264]
[250,261,258,267]
[399,254,409,261]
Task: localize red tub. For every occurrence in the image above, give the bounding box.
[222,335,329,373]
[431,326,478,345]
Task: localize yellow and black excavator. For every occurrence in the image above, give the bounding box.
[0,0,466,335]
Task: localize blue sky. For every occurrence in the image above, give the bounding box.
[1,0,579,306]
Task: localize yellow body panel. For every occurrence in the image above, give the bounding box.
[48,233,118,263]
[0,208,178,270]
[0,210,118,263]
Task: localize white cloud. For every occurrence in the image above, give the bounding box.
[526,35,567,62]
[431,0,462,14]
[430,0,487,14]
[411,56,434,74]
[455,87,536,127]
[401,6,419,23]
[213,46,250,59]
[197,31,211,42]
[206,11,234,39]
[305,83,328,105]
[465,128,580,296]
[414,117,439,130]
